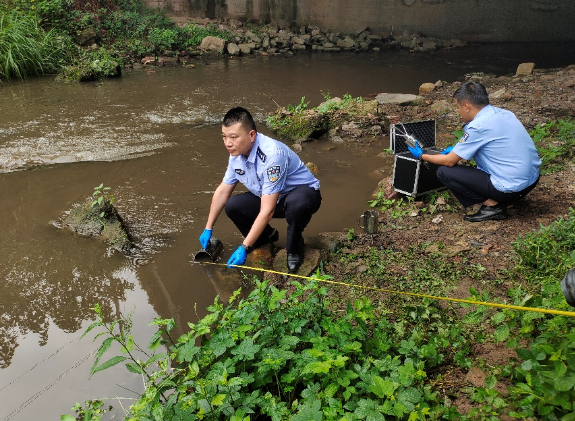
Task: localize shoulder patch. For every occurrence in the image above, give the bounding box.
[461,132,469,143]
[235,169,245,175]
[256,147,266,163]
[266,165,281,183]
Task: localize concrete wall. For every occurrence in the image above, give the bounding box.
[144,0,575,42]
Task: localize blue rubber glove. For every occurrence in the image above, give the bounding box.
[441,146,454,155]
[227,245,247,267]
[199,228,212,250]
[407,143,423,159]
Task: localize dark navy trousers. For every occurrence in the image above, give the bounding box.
[225,186,321,254]
[436,165,539,208]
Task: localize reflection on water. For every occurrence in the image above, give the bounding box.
[1,47,572,420]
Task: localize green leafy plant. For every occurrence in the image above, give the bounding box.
[530,119,575,175]
[179,23,232,48]
[77,279,476,420]
[62,400,109,421]
[147,27,178,52]
[0,10,69,81]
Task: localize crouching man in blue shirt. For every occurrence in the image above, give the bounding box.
[199,107,321,272]
[408,81,541,222]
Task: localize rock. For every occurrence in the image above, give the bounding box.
[63,198,132,252]
[432,214,444,224]
[273,247,321,276]
[291,36,306,45]
[331,136,344,143]
[375,93,426,106]
[341,122,362,137]
[238,43,255,54]
[337,36,356,49]
[245,31,261,44]
[200,36,226,53]
[561,78,575,89]
[419,82,436,95]
[226,43,240,56]
[306,162,319,174]
[516,62,535,76]
[246,245,274,269]
[306,232,347,254]
[490,88,507,99]
[291,143,303,153]
[430,99,451,114]
[422,41,437,50]
[465,367,486,387]
[75,28,97,46]
[229,18,242,29]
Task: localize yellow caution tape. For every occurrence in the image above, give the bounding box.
[201,262,575,318]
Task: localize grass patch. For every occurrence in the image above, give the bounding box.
[266,93,378,142]
[0,11,69,81]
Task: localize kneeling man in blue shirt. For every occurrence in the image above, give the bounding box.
[408,81,541,222]
[199,107,322,272]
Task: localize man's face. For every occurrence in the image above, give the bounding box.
[222,122,256,157]
[456,99,473,123]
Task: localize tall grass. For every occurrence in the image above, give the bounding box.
[0,11,69,81]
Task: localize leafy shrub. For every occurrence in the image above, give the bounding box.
[0,11,70,81]
[75,278,476,420]
[61,47,122,81]
[179,23,232,48]
[512,207,575,278]
[530,118,575,175]
[147,27,178,52]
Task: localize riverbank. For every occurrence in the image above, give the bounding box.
[263,63,575,417]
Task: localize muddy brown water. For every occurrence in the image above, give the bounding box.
[1,47,571,420]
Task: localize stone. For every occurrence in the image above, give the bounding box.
[375,93,426,106]
[229,18,242,29]
[560,78,575,89]
[336,36,356,49]
[306,162,319,175]
[490,88,507,99]
[272,247,321,277]
[238,43,255,54]
[307,232,347,254]
[200,36,226,53]
[63,198,132,253]
[291,143,303,153]
[422,41,437,50]
[226,43,240,56]
[419,82,436,95]
[430,99,451,114]
[516,62,535,76]
[245,31,261,44]
[75,28,97,46]
[291,37,305,45]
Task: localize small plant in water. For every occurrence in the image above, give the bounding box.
[92,183,114,232]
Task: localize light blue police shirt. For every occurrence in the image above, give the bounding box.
[452,105,541,193]
[223,132,320,200]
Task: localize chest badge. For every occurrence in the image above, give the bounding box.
[235,169,245,175]
[461,132,469,143]
[266,165,281,183]
[257,147,267,163]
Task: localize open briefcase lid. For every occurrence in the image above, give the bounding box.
[390,119,436,154]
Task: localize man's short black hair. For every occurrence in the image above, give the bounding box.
[453,82,490,106]
[223,107,257,132]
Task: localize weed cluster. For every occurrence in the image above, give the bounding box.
[530,118,575,175]
[266,93,371,142]
[0,11,69,80]
[368,190,459,219]
[0,0,233,81]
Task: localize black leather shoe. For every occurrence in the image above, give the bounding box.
[464,204,507,222]
[287,238,305,273]
[287,253,303,273]
[253,228,279,249]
